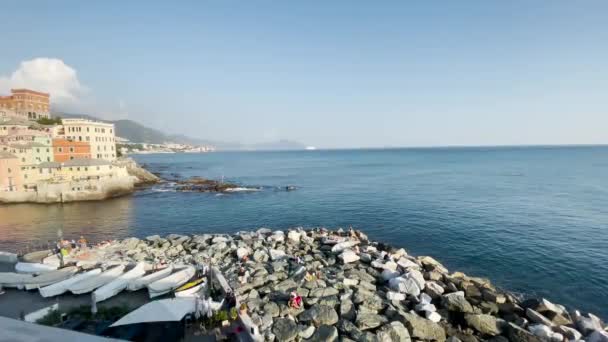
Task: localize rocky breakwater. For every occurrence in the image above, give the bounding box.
[89,230,607,342]
[115,157,160,185]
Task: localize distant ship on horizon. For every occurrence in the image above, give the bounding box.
[305,146,316,150]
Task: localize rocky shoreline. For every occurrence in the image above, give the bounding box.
[46,228,607,342]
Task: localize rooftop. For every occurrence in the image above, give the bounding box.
[10,88,50,97]
[63,158,112,167]
[62,118,114,126]
[38,161,62,168]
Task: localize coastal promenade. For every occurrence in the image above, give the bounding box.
[1,228,606,341]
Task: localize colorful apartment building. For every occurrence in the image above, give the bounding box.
[0,89,50,120]
[58,119,117,160]
[0,151,22,191]
[37,159,128,182]
[52,138,91,162]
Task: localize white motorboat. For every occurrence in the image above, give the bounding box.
[39,268,102,297]
[15,262,58,274]
[174,277,205,298]
[93,263,146,303]
[69,265,125,295]
[23,266,79,290]
[0,272,35,288]
[148,266,195,298]
[21,250,52,263]
[0,251,18,263]
[127,265,173,291]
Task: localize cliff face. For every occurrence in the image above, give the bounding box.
[0,177,135,204]
[115,158,160,185]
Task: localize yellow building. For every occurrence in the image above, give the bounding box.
[37,159,128,182]
[58,119,117,160]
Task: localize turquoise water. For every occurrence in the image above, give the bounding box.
[0,146,607,317]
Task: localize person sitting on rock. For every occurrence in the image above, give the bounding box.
[78,236,88,249]
[288,291,302,309]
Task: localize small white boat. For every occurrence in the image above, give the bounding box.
[0,272,35,288]
[93,263,146,303]
[148,266,195,298]
[39,268,102,297]
[174,277,205,298]
[21,250,52,263]
[0,251,18,263]
[15,262,58,274]
[23,266,79,290]
[127,265,173,291]
[69,265,125,295]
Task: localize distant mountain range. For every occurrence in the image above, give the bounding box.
[56,113,307,151]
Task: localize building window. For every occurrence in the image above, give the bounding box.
[58,147,63,152]
[21,158,25,162]
[7,168,11,173]
[70,156,74,160]
[69,147,74,152]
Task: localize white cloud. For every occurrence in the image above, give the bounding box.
[0,58,85,105]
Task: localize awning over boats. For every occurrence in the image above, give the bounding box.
[110,298,196,327]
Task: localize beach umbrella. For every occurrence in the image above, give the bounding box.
[110,298,196,327]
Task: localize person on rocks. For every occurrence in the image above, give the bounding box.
[78,236,88,249]
[288,291,302,309]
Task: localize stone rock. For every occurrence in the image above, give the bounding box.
[331,241,359,253]
[415,303,436,313]
[343,278,359,286]
[397,257,419,270]
[236,247,250,260]
[308,325,338,342]
[358,281,376,292]
[253,249,269,262]
[425,281,445,298]
[575,313,603,336]
[299,325,316,339]
[263,302,280,317]
[526,308,554,326]
[400,311,446,341]
[554,325,582,341]
[426,311,442,323]
[507,323,541,342]
[377,321,411,342]
[339,250,360,264]
[356,313,388,330]
[275,279,298,292]
[588,330,608,342]
[310,287,339,298]
[419,256,448,273]
[442,291,474,313]
[389,277,420,296]
[269,249,286,261]
[404,269,426,290]
[387,291,406,301]
[527,324,555,340]
[382,269,401,281]
[359,253,372,263]
[340,299,356,320]
[272,318,298,341]
[464,314,504,336]
[287,231,301,243]
[299,305,339,327]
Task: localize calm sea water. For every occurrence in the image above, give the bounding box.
[1,147,607,317]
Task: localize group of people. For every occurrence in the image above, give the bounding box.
[55,236,88,267]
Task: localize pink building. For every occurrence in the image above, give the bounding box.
[0,151,22,191]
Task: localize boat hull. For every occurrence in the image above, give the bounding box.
[69,265,125,295]
[15,262,58,274]
[39,268,102,297]
[148,266,195,299]
[127,265,173,291]
[23,266,79,290]
[93,263,146,303]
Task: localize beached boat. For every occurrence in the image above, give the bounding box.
[39,268,102,297]
[69,265,125,295]
[147,266,195,298]
[23,266,79,290]
[15,262,58,274]
[0,251,18,263]
[174,277,205,297]
[93,263,146,303]
[127,265,173,291]
[0,272,35,288]
[21,250,52,263]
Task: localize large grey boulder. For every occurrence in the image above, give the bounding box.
[526,308,554,326]
[340,299,356,320]
[400,311,446,341]
[356,313,388,330]
[272,318,298,341]
[464,314,505,336]
[389,277,420,296]
[307,325,338,342]
[309,287,339,298]
[299,305,339,327]
[507,323,542,342]
[377,321,411,342]
[588,330,608,342]
[442,291,474,313]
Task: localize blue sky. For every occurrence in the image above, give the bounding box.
[0,1,606,148]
